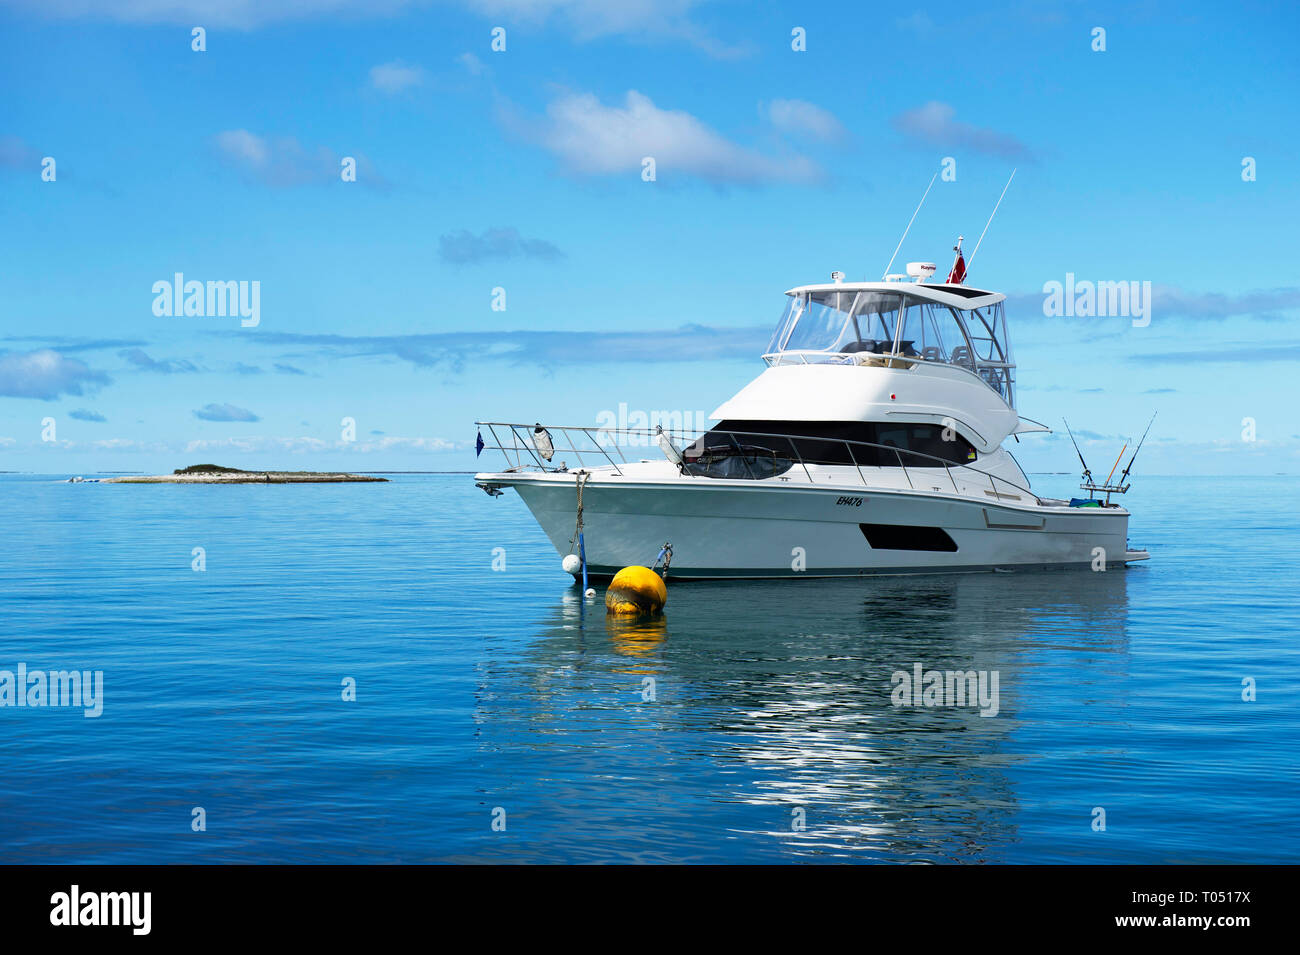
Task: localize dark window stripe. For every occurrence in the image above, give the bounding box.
[859,523,959,552]
[693,420,977,468]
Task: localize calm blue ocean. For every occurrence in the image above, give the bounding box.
[0,473,1296,863]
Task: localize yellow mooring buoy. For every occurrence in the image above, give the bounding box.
[604,565,667,617]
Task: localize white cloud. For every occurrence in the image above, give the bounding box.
[0,349,111,400]
[354,436,461,452]
[766,99,846,144]
[193,403,260,422]
[13,0,737,53]
[213,129,386,188]
[182,435,461,454]
[369,60,426,93]
[520,90,820,185]
[438,227,563,264]
[457,52,486,76]
[185,436,322,454]
[462,0,739,56]
[0,435,463,455]
[1005,285,1300,324]
[892,101,1033,160]
[120,347,199,374]
[91,438,172,451]
[213,129,268,166]
[11,0,419,29]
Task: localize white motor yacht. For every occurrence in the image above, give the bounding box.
[474,250,1149,580]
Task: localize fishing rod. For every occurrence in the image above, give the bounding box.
[1063,418,1093,488]
[1072,413,1155,504]
[1117,412,1157,487]
[1104,442,1128,486]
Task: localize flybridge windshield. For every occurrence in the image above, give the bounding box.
[765,289,1016,404]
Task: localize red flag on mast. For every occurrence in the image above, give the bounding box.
[947,235,966,284]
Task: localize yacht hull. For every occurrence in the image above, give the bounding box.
[493,475,1134,579]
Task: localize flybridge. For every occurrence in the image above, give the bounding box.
[764,172,1020,399]
[764,279,1016,407]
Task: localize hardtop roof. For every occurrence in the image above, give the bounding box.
[785,281,1006,310]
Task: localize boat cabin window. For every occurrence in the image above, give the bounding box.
[781,290,858,352]
[963,302,1014,402]
[966,303,1012,363]
[682,420,977,478]
[769,290,909,355]
[853,292,906,352]
[896,301,973,364]
[766,291,1016,407]
[766,294,803,354]
[768,291,976,361]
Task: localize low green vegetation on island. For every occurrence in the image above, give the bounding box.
[173,464,245,474]
[104,464,387,484]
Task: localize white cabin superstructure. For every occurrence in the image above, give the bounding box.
[731,279,1044,455]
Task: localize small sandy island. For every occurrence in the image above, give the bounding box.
[98,464,387,484]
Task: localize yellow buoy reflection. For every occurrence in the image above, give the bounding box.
[606,614,667,660]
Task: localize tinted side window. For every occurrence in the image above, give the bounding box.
[883,423,976,466]
[694,421,976,468]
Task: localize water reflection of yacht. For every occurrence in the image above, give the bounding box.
[475,571,1131,862]
[476,252,1149,579]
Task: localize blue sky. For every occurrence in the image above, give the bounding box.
[2,0,1298,475]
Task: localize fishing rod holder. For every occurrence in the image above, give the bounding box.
[1079,480,1130,505]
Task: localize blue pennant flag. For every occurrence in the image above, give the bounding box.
[475,430,484,457]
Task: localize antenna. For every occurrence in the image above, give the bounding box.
[881,172,937,279]
[964,168,1016,281]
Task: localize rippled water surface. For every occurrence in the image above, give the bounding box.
[0,473,1296,863]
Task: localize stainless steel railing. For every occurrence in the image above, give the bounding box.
[477,421,631,475]
[474,422,1042,504]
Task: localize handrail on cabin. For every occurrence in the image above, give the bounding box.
[759,349,1016,406]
